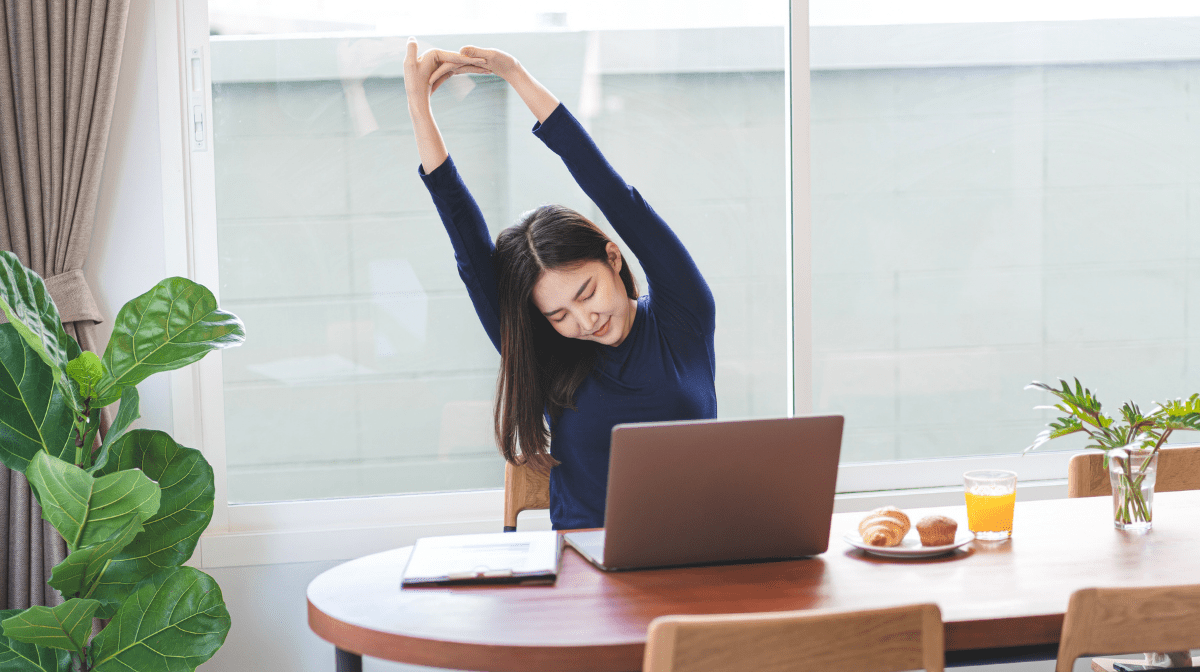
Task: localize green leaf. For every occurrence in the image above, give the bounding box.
[0,253,79,417]
[64,351,105,399]
[88,387,140,475]
[0,326,78,473]
[0,600,100,654]
[91,567,231,672]
[1159,394,1200,417]
[24,451,161,552]
[1157,415,1200,433]
[48,517,144,600]
[0,610,70,672]
[94,278,245,406]
[90,431,215,610]
[1047,415,1084,439]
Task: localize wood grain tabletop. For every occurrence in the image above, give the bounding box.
[308,490,1200,672]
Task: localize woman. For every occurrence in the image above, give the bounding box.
[404,39,716,530]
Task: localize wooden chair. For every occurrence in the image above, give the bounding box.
[643,603,944,672]
[1067,444,1200,498]
[1056,585,1200,672]
[503,462,550,532]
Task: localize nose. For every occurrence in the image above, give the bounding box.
[577,308,599,334]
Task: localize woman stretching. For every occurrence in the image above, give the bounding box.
[404,40,716,530]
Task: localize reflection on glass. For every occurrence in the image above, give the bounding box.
[208,2,788,502]
[810,8,1200,463]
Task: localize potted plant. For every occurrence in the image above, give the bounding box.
[1024,378,1200,530]
[0,250,244,672]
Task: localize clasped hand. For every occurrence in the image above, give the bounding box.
[404,38,519,100]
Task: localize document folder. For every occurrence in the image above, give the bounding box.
[401,531,562,586]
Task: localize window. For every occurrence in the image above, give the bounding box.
[809,3,1200,470]
[201,1,790,503]
[168,1,1200,535]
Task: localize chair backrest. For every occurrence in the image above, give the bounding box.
[643,603,944,672]
[1067,444,1200,498]
[503,462,550,532]
[1055,584,1200,672]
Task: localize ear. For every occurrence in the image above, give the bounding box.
[605,241,622,273]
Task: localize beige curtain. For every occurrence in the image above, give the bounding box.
[0,0,131,609]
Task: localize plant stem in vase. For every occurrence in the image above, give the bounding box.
[1109,447,1157,531]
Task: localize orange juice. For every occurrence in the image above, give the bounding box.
[964,491,1015,537]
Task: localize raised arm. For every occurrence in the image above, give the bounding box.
[404,39,504,351]
[459,47,715,336]
[458,46,560,124]
[404,38,486,171]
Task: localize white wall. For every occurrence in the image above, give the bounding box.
[89,0,172,433]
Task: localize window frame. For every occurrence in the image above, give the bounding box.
[158,0,1072,568]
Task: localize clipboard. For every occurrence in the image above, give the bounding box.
[401,531,562,587]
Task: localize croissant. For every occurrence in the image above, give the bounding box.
[858,506,911,547]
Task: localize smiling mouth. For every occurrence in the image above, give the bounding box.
[590,319,611,338]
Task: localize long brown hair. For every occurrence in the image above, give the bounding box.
[492,205,638,473]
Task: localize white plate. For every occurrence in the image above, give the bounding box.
[843,530,974,558]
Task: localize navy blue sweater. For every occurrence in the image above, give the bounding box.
[419,104,717,530]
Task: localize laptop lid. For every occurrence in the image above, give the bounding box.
[597,415,844,570]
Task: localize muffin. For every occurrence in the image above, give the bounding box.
[915,515,958,546]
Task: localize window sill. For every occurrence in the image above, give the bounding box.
[193,479,1067,568]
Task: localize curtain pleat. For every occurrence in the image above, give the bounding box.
[0,0,132,611]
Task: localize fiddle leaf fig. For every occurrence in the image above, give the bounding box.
[94,278,245,406]
[90,567,231,672]
[89,431,215,612]
[24,451,160,553]
[48,517,144,601]
[0,254,239,672]
[0,599,101,655]
[0,252,79,416]
[87,387,140,475]
[0,611,69,672]
[65,352,105,400]
[0,325,78,473]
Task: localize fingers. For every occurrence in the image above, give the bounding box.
[425,48,486,67]
[429,60,460,86]
[404,37,418,72]
[405,40,488,97]
[431,71,453,94]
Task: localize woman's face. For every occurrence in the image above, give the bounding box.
[531,242,637,347]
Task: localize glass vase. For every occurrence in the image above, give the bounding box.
[1108,446,1158,531]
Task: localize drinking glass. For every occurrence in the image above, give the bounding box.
[963,470,1017,541]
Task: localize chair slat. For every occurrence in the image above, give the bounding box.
[1067,444,1200,498]
[1056,585,1200,672]
[644,603,944,672]
[503,462,551,531]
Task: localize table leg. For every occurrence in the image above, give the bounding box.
[335,647,362,672]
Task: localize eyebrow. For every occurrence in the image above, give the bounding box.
[542,278,592,316]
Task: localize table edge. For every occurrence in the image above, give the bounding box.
[309,596,1063,672]
[308,598,645,672]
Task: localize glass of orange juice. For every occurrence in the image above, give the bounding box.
[963,470,1017,541]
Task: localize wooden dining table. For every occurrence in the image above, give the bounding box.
[307,490,1200,672]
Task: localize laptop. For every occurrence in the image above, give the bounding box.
[563,414,844,571]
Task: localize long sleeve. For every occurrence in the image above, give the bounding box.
[419,157,502,352]
[532,104,716,337]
